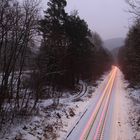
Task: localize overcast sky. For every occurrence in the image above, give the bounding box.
[41,0,132,40]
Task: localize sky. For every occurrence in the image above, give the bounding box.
[41,0,133,40]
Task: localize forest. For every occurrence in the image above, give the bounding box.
[118,0,140,88]
[0,0,112,131]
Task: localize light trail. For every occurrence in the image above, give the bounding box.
[93,67,117,140]
[80,66,118,140]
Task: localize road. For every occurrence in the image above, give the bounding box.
[66,66,119,140]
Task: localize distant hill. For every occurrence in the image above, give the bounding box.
[111,47,121,63]
[103,38,124,51]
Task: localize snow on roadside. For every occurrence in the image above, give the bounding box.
[114,70,140,140]
[57,72,110,140]
[0,72,109,140]
[126,87,140,140]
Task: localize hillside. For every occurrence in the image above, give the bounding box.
[103,38,124,51]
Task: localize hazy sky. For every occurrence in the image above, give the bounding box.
[41,0,132,40]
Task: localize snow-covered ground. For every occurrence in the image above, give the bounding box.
[112,69,140,140]
[1,69,140,140]
[0,72,107,140]
[111,69,133,140]
[125,85,140,139]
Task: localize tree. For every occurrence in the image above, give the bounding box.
[118,0,140,87]
[64,12,94,87]
[126,0,140,18]
[38,0,68,105]
[118,19,140,86]
[90,32,103,49]
[89,32,112,80]
[0,0,40,128]
[38,0,113,106]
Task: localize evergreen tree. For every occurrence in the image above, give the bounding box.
[39,0,68,90]
[64,12,94,87]
[118,19,140,86]
[38,0,113,100]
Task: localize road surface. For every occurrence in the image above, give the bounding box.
[66,66,120,140]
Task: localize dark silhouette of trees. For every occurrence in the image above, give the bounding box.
[37,0,112,106]
[0,0,113,133]
[64,12,95,87]
[126,0,140,17]
[37,0,68,105]
[0,0,40,128]
[89,32,112,81]
[118,19,140,87]
[118,1,140,87]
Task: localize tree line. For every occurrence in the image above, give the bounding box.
[118,0,140,87]
[36,0,112,104]
[0,0,112,130]
[0,0,40,130]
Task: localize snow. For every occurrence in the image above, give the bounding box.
[111,69,133,140]
[1,69,139,140]
[111,69,140,140]
[58,71,111,140]
[0,72,107,140]
[125,87,140,140]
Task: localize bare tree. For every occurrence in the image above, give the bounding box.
[0,0,40,130]
[126,0,140,17]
